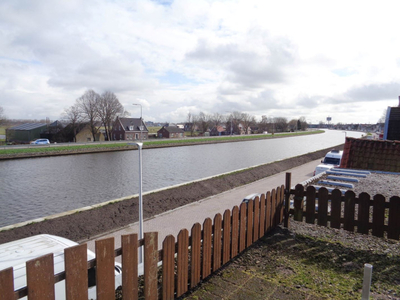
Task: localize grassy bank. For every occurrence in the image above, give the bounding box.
[0,130,323,157]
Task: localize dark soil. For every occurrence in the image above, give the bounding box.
[0,146,341,245]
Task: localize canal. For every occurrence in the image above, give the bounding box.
[0,130,362,227]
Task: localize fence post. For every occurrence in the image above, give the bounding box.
[95,238,116,300]
[202,218,212,279]
[177,229,189,297]
[144,232,158,300]
[372,194,385,237]
[231,206,239,258]
[213,214,222,271]
[190,223,201,288]
[388,196,400,240]
[293,184,304,222]
[284,173,291,228]
[222,210,231,264]
[64,244,88,300]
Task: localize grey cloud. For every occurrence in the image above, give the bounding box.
[345,82,400,102]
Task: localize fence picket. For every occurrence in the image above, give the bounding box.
[95,238,115,300]
[64,244,88,300]
[372,194,385,237]
[266,191,272,231]
[190,223,201,288]
[358,193,370,235]
[162,235,175,300]
[293,185,304,222]
[279,186,284,224]
[259,194,266,236]
[202,218,212,279]
[330,189,342,229]
[177,229,189,297]
[222,210,231,264]
[144,232,158,300]
[306,186,316,224]
[239,202,246,252]
[213,214,222,271]
[0,268,14,300]
[26,253,55,300]
[388,196,400,240]
[271,189,276,226]
[343,191,356,232]
[246,200,254,247]
[317,187,329,226]
[121,234,138,300]
[253,197,260,242]
[231,206,239,258]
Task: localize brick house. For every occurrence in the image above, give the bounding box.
[111,117,149,141]
[157,126,185,138]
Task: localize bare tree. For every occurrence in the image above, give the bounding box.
[210,113,224,128]
[76,90,101,141]
[298,116,308,131]
[97,91,125,141]
[273,117,288,132]
[197,112,210,134]
[239,113,255,135]
[0,106,6,125]
[62,105,81,142]
[187,112,197,137]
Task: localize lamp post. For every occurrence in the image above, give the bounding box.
[129,141,144,263]
[132,103,143,141]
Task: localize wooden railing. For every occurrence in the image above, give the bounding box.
[0,186,285,300]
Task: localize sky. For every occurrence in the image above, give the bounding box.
[1,0,399,125]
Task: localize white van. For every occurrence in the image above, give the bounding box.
[0,234,122,300]
[314,150,343,176]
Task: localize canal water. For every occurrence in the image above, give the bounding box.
[0,130,362,227]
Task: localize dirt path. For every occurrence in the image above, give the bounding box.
[0,146,342,244]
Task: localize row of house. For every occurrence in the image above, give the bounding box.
[5,117,185,144]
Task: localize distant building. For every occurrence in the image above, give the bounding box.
[111,117,149,141]
[157,126,185,138]
[6,123,47,143]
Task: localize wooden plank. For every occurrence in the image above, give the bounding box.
[162,235,175,300]
[343,191,356,232]
[222,210,231,264]
[202,218,212,279]
[239,202,247,252]
[190,223,201,288]
[317,187,329,227]
[388,196,400,240]
[259,194,266,236]
[246,200,254,247]
[305,186,316,224]
[122,234,138,300]
[95,238,115,300]
[330,189,342,229]
[265,191,272,231]
[144,232,159,300]
[177,229,189,297]
[372,194,385,237]
[0,267,14,300]
[271,189,276,227]
[213,214,222,271]
[253,197,260,242]
[357,193,370,235]
[65,244,88,300]
[293,185,304,222]
[231,206,239,258]
[284,173,291,228]
[26,253,55,300]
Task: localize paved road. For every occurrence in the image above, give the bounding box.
[84,158,321,256]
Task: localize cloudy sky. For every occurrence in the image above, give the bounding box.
[1,0,399,124]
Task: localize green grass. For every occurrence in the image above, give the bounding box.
[0,126,5,135]
[0,130,323,156]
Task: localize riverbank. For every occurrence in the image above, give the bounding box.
[0,145,341,244]
[0,130,323,160]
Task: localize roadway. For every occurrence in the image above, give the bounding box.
[84,158,322,255]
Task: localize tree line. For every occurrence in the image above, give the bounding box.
[186,111,308,136]
[63,90,127,142]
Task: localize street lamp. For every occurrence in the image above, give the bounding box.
[132,103,143,141]
[129,141,144,263]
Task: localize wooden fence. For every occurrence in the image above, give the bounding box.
[0,186,285,300]
[286,173,400,240]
